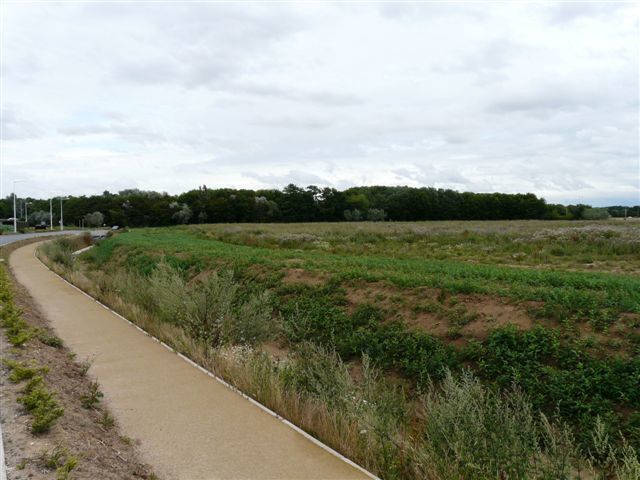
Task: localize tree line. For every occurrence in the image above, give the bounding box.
[0,184,634,228]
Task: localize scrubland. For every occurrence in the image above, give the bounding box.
[40,219,640,479]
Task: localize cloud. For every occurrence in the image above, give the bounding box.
[1,2,637,206]
[244,170,333,188]
[1,107,42,140]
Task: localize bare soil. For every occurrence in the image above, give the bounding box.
[282,268,327,286]
[344,280,538,340]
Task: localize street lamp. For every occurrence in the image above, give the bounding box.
[12,180,25,233]
[25,201,32,224]
[59,197,68,231]
[50,198,53,231]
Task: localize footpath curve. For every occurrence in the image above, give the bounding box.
[10,242,373,480]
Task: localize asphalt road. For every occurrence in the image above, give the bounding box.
[0,230,82,246]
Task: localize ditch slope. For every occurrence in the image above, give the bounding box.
[9,241,371,480]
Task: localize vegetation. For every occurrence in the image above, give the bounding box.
[80,381,104,409]
[40,220,640,479]
[2,184,637,228]
[39,445,78,480]
[1,264,65,434]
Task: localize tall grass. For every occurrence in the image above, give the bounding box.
[39,238,639,479]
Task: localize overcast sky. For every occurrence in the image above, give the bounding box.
[1,2,638,206]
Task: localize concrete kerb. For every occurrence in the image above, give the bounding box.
[32,245,380,480]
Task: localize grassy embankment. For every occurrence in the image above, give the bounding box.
[39,221,640,479]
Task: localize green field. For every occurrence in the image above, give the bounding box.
[42,220,640,479]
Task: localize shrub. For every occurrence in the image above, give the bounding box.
[40,238,77,268]
[36,329,64,348]
[80,381,103,409]
[225,291,274,345]
[18,376,64,433]
[146,261,189,324]
[582,208,610,220]
[412,370,589,479]
[39,445,78,480]
[282,343,352,410]
[3,359,48,382]
[182,271,236,345]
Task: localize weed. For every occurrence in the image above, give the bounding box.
[39,445,69,469]
[98,410,115,429]
[80,381,103,409]
[56,457,78,480]
[78,358,92,376]
[39,445,78,480]
[36,329,64,348]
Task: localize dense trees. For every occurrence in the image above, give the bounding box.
[0,185,634,228]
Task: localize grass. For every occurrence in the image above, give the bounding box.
[97,410,115,429]
[40,221,640,479]
[90,227,640,328]
[186,220,640,273]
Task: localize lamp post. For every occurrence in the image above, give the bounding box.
[25,201,32,225]
[50,198,53,231]
[12,180,25,233]
[59,197,68,231]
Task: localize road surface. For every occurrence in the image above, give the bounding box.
[9,242,373,480]
[0,230,81,246]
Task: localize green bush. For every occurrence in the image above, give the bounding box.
[413,371,589,479]
[18,376,64,434]
[3,359,49,382]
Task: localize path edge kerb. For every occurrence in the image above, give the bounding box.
[30,243,380,480]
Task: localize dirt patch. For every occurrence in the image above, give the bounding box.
[282,268,327,286]
[344,280,539,341]
[261,341,289,361]
[457,295,535,339]
[620,312,640,326]
[407,313,451,336]
[0,239,156,479]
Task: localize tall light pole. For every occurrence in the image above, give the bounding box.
[25,201,32,224]
[50,198,53,231]
[59,197,68,231]
[12,180,24,233]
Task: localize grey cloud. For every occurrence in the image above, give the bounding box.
[2,3,637,205]
[488,90,596,114]
[58,123,165,144]
[393,165,472,188]
[251,115,333,130]
[1,107,41,140]
[221,82,362,106]
[244,170,334,188]
[114,60,182,85]
[545,3,628,24]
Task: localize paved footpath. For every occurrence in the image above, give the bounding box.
[10,242,373,480]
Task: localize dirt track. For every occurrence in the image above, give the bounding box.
[9,242,371,480]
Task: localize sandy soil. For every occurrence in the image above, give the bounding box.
[9,242,371,480]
